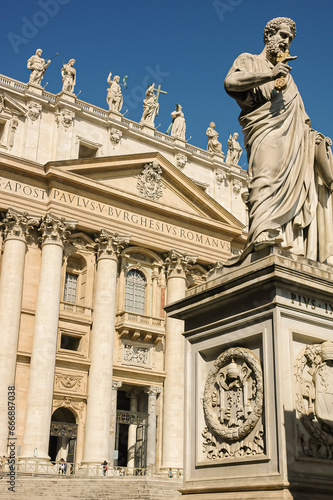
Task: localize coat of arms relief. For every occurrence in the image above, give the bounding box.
[295,341,333,459]
[202,347,264,460]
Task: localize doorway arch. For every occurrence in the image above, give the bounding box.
[48,407,78,463]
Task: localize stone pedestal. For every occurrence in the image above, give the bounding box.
[166,248,333,499]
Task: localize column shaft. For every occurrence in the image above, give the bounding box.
[21,213,76,460]
[146,387,160,469]
[0,237,26,455]
[127,393,138,470]
[162,276,186,468]
[83,230,130,464]
[109,381,122,466]
[22,242,64,459]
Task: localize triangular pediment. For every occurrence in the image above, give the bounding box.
[0,93,27,116]
[45,152,244,234]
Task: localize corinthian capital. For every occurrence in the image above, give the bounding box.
[1,208,40,243]
[95,229,130,260]
[164,249,197,278]
[39,213,77,247]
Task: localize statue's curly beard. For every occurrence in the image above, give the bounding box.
[266,39,287,59]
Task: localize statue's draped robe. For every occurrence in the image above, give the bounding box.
[226,53,333,262]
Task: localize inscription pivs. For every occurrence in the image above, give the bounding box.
[291,293,333,314]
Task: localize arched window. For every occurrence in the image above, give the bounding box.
[125,269,146,314]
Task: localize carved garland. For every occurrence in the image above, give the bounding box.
[203,347,263,441]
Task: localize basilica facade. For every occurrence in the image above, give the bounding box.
[0,68,247,472]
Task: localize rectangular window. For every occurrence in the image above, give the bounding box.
[63,273,78,303]
[60,334,80,351]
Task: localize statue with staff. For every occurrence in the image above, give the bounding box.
[27,48,58,85]
[225,17,333,264]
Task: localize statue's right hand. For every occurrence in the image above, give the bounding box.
[271,56,297,79]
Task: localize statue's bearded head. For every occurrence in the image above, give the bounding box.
[264,17,296,61]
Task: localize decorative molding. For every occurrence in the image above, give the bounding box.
[110,127,122,145]
[215,168,227,186]
[112,380,123,391]
[123,343,150,366]
[202,425,264,460]
[55,108,75,128]
[8,116,18,148]
[1,208,40,243]
[134,161,165,201]
[55,373,83,391]
[232,178,242,196]
[202,347,263,453]
[175,153,187,169]
[27,101,42,121]
[164,249,197,278]
[52,396,85,419]
[295,341,333,459]
[95,229,130,260]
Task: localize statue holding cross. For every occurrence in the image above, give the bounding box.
[140,82,167,127]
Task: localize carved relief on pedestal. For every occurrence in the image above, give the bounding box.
[215,168,227,187]
[202,347,264,460]
[134,161,165,201]
[295,341,333,460]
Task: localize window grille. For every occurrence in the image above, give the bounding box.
[63,273,78,303]
[125,269,146,314]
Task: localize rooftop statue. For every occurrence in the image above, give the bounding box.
[61,59,76,93]
[225,17,333,264]
[226,132,242,165]
[170,104,186,140]
[106,72,123,113]
[206,122,223,155]
[27,48,51,85]
[140,83,159,126]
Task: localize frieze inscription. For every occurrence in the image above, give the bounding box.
[0,176,231,251]
[291,293,333,314]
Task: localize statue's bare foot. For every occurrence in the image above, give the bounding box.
[325,255,333,266]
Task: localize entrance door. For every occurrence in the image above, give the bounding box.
[135,424,147,469]
[48,407,77,464]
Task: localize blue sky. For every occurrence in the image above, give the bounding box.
[1,0,332,162]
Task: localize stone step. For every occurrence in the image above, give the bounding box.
[0,476,182,499]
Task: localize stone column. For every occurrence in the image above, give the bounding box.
[145,386,161,470]
[109,380,122,466]
[82,230,130,464]
[127,390,139,471]
[162,249,196,469]
[21,214,76,460]
[0,209,39,456]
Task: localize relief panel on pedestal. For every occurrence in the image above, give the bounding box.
[295,340,333,460]
[201,346,264,462]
